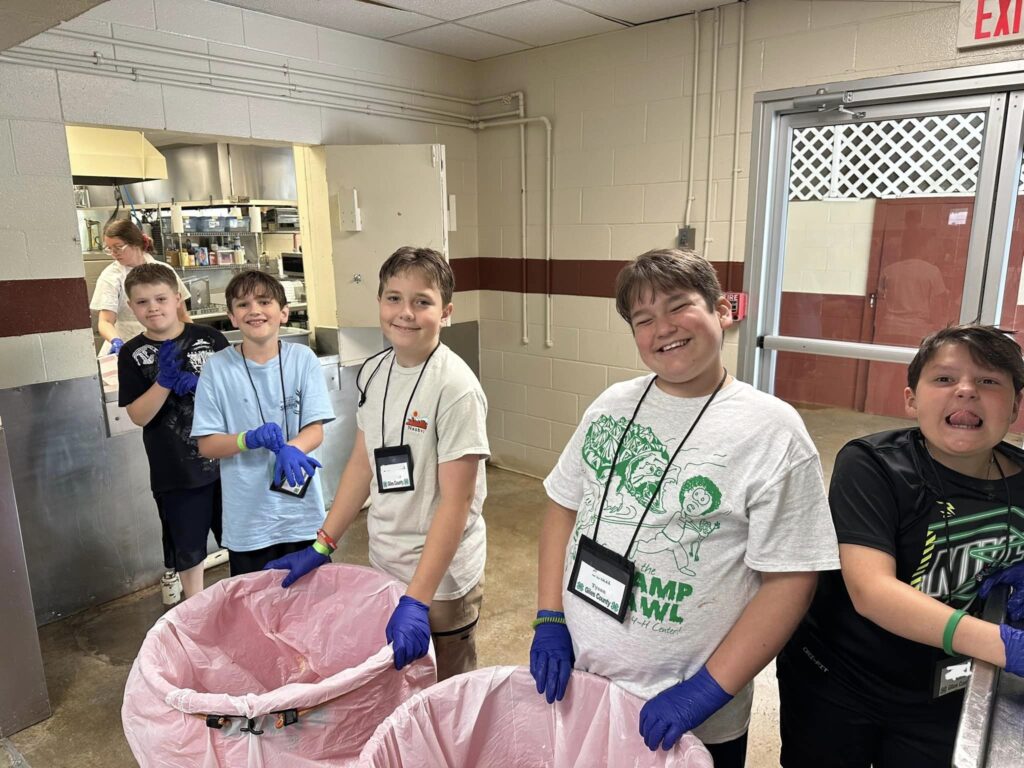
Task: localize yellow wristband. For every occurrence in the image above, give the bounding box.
[312,540,332,557]
[237,432,249,452]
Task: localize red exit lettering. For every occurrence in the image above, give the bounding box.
[976,0,1024,40]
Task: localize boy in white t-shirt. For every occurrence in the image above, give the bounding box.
[531,249,839,767]
[267,247,489,681]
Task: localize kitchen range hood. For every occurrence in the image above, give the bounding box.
[66,126,168,185]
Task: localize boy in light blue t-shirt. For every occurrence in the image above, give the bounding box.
[192,271,334,575]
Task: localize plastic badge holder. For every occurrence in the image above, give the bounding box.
[358,666,714,768]
[122,566,436,767]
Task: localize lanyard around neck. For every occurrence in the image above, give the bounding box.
[380,343,441,447]
[592,368,728,557]
[240,340,289,441]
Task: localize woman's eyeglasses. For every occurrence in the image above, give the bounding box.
[103,243,129,256]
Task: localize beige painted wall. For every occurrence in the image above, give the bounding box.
[474,0,1024,478]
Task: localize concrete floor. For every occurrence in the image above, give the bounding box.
[6,405,981,768]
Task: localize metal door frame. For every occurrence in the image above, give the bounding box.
[740,58,1024,393]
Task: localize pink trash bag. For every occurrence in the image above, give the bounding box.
[358,666,713,768]
[122,565,436,767]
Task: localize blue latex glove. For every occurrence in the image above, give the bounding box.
[980,562,1024,621]
[171,371,199,396]
[273,444,323,487]
[156,340,183,389]
[244,422,285,452]
[1002,623,1024,677]
[110,337,124,354]
[530,610,575,704]
[639,666,733,752]
[385,596,430,670]
[264,545,330,588]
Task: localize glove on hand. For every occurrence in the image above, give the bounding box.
[529,610,575,704]
[110,338,124,355]
[264,545,330,588]
[156,340,181,388]
[639,666,733,752]
[980,562,1024,621]
[273,444,323,487]
[1002,623,1024,677]
[244,422,285,452]
[171,372,199,397]
[385,596,431,670]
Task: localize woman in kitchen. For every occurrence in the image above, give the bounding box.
[90,218,191,354]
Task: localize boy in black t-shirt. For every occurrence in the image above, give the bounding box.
[778,324,1024,768]
[118,263,229,599]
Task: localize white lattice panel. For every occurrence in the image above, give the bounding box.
[789,112,986,201]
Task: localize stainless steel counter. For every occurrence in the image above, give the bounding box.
[954,586,1023,768]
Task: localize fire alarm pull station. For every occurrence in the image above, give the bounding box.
[724,291,747,321]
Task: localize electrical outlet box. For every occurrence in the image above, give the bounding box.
[677,226,696,249]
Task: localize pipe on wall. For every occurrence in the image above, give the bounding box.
[728,2,747,264]
[703,6,721,255]
[685,11,701,228]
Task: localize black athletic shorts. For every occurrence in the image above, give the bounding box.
[154,480,222,572]
[228,539,314,576]
[777,645,964,768]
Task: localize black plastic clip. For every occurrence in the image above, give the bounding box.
[206,714,229,729]
[240,718,264,736]
[274,709,299,728]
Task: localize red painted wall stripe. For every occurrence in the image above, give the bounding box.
[0,278,92,338]
[451,258,743,296]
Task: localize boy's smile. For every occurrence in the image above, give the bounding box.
[129,283,182,339]
[379,270,452,367]
[229,293,289,347]
[629,289,732,398]
[905,343,1022,476]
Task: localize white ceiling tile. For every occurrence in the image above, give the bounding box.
[213,0,438,39]
[562,0,712,24]
[384,0,526,22]
[390,23,530,61]
[462,0,624,46]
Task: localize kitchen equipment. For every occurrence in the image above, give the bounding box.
[183,277,210,311]
[281,251,304,277]
[266,207,300,231]
[85,219,102,251]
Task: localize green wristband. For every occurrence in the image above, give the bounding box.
[943,609,967,656]
[312,540,332,557]
[237,432,249,452]
[531,616,567,629]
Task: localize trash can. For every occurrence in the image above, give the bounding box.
[358,666,713,767]
[123,565,435,767]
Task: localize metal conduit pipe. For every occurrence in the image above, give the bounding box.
[703,6,720,254]
[684,11,700,228]
[7,45,506,123]
[48,27,515,108]
[727,2,746,264]
[477,116,553,347]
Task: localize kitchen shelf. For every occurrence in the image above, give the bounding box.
[177,264,245,270]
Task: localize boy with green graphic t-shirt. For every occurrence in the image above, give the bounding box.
[530,249,839,768]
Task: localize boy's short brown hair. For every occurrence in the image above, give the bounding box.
[614,248,722,324]
[125,262,179,300]
[225,270,287,311]
[907,325,1024,392]
[377,246,454,305]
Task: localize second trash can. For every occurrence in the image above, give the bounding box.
[358,666,713,767]
[122,565,436,768]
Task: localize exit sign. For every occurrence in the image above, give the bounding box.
[959,0,1024,49]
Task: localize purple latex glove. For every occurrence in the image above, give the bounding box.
[639,666,733,752]
[171,371,199,396]
[110,337,124,354]
[244,422,285,452]
[264,545,330,588]
[385,596,430,670]
[979,562,1024,621]
[273,444,323,487]
[530,610,575,703]
[1002,623,1024,677]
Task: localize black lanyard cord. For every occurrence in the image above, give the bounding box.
[356,347,394,407]
[240,340,290,441]
[593,368,729,556]
[380,343,441,447]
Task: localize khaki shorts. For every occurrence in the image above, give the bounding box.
[429,579,484,681]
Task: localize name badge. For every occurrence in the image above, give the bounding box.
[375,445,415,493]
[933,655,972,698]
[568,535,634,623]
[269,474,312,499]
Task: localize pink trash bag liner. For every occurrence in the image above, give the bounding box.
[122,565,436,768]
[358,666,713,768]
